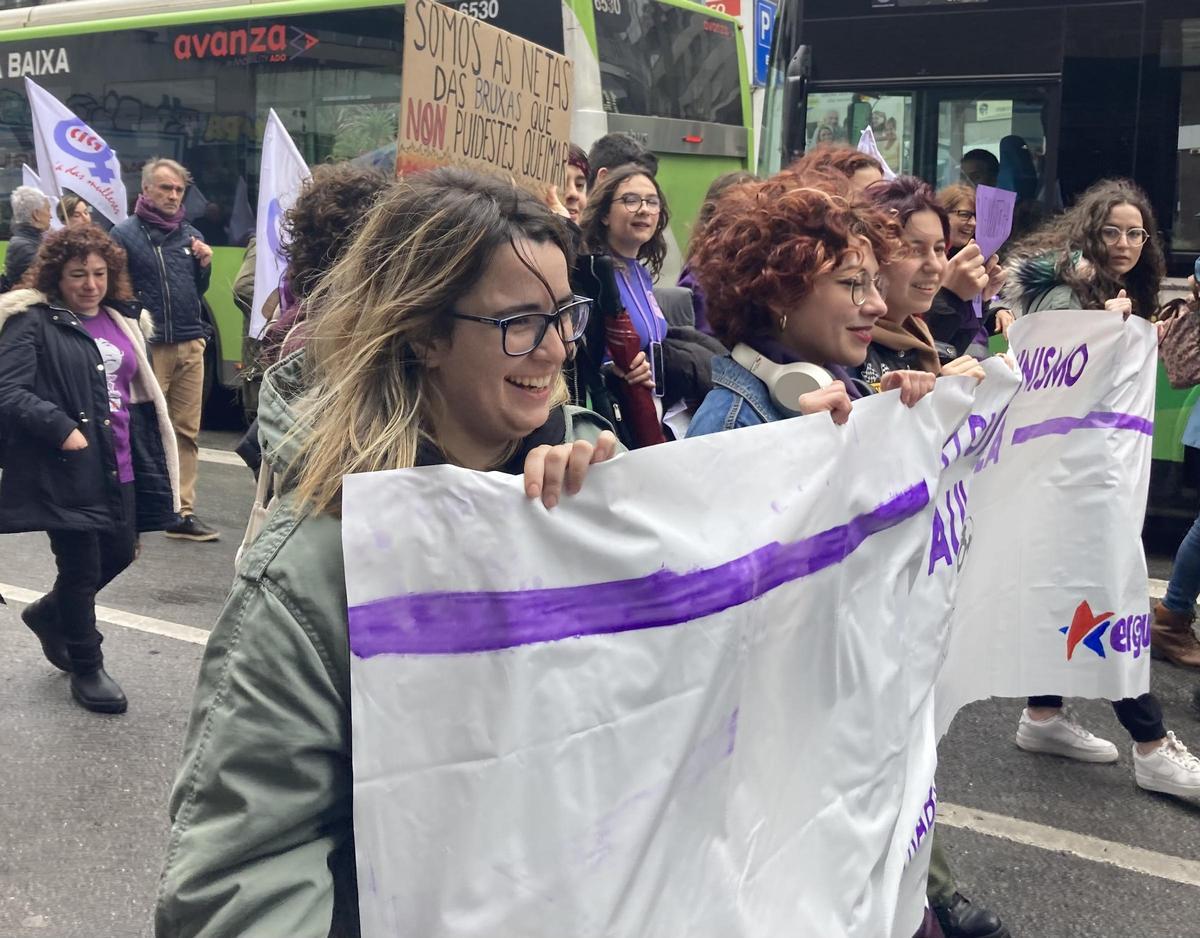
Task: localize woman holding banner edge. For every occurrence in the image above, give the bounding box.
[1004,178,1200,801]
[155,169,620,937]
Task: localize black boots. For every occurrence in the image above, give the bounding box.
[69,667,128,714]
[22,596,127,713]
[20,596,71,672]
[932,893,1011,938]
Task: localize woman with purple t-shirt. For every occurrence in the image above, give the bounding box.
[0,226,179,714]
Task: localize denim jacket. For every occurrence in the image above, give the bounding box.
[686,354,788,436]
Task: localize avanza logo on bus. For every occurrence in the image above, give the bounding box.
[173,25,319,62]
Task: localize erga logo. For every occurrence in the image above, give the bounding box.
[1061,600,1150,660]
[173,25,319,62]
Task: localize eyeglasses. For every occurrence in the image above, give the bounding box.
[452,295,593,357]
[839,273,885,307]
[616,194,662,213]
[951,210,976,222]
[1100,225,1148,247]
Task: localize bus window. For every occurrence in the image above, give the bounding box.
[592,0,744,127]
[805,91,913,174]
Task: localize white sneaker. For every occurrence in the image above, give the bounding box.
[1015,707,1119,763]
[1133,731,1200,800]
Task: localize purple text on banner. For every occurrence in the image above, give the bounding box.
[349,482,930,657]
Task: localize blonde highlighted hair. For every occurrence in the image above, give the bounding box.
[286,167,573,515]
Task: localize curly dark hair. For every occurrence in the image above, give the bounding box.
[25,225,134,303]
[1008,178,1165,319]
[578,164,670,279]
[689,167,902,348]
[283,162,390,299]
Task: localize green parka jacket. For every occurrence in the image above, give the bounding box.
[155,351,616,938]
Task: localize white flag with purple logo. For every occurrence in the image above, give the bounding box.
[857,125,897,180]
[343,384,990,938]
[25,77,127,225]
[250,109,310,340]
[935,310,1155,733]
[21,164,62,231]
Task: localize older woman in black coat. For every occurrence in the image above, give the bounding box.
[0,226,179,713]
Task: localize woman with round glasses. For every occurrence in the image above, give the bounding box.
[1002,179,1200,803]
[1005,178,1163,320]
[155,168,620,935]
[685,166,935,438]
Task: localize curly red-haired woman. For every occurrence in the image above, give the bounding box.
[0,226,179,713]
[685,168,935,437]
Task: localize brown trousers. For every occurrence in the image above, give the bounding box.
[150,338,204,516]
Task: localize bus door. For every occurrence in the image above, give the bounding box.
[803,81,1060,238]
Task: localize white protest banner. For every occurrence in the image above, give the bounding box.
[21,164,62,230]
[25,78,127,224]
[935,311,1155,733]
[396,0,574,196]
[344,385,984,938]
[342,309,1154,935]
[857,125,897,180]
[250,110,311,340]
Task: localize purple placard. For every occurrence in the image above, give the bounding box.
[970,184,1017,320]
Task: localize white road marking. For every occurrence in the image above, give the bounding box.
[3,580,1197,885]
[0,583,209,646]
[198,447,245,467]
[1149,577,1168,599]
[939,802,1200,889]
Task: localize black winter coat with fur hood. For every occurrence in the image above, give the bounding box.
[0,288,180,533]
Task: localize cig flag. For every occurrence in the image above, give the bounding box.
[250,109,311,340]
[25,77,127,224]
[21,164,62,230]
[858,125,897,180]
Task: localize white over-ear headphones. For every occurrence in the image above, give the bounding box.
[731,343,833,416]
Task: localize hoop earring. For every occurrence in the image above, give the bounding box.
[779,314,788,332]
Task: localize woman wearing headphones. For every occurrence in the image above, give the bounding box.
[685,166,934,438]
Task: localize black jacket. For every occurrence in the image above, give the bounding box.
[0,289,180,533]
[4,223,44,289]
[109,216,212,344]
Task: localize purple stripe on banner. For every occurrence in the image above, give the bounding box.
[349,482,930,658]
[1010,410,1153,446]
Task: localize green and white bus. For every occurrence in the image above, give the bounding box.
[0,0,751,419]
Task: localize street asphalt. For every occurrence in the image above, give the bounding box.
[0,430,1197,937]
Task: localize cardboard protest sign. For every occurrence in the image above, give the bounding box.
[971,183,1016,320]
[397,0,574,195]
[935,311,1155,734]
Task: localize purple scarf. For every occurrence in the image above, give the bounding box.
[135,194,185,233]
